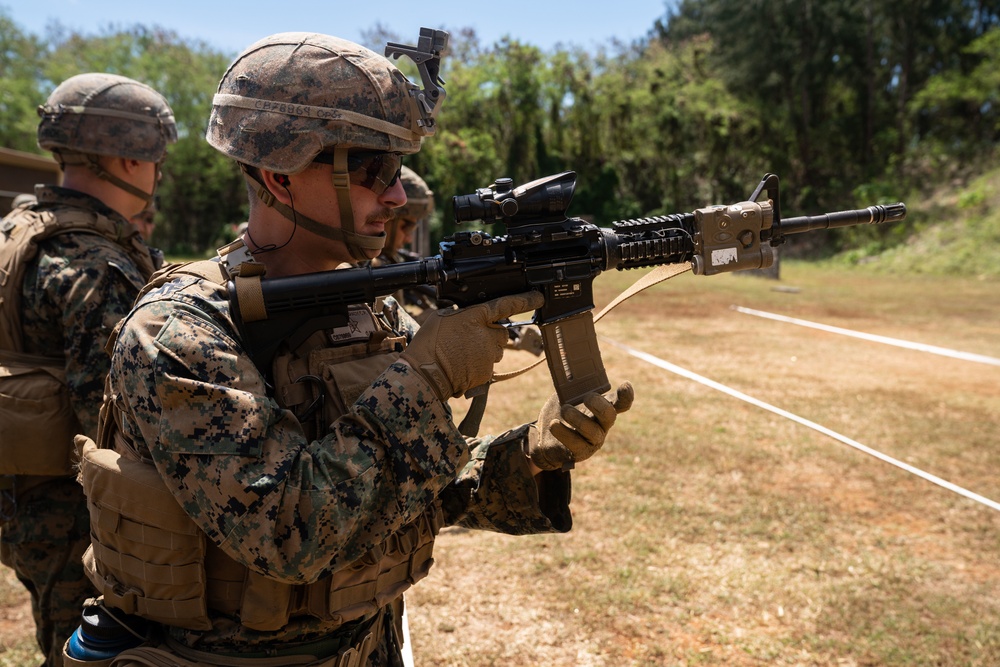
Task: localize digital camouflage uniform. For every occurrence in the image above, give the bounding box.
[0,71,174,667]
[92,256,571,665]
[71,32,576,667]
[0,186,161,666]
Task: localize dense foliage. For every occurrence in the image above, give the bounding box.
[1,2,998,261]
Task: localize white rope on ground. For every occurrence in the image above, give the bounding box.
[600,336,1000,513]
[401,604,415,667]
[733,306,1000,367]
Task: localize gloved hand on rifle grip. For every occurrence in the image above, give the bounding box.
[401,291,545,402]
[527,381,635,471]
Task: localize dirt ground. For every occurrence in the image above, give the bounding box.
[0,566,35,662]
[0,264,997,666]
[403,265,1000,665]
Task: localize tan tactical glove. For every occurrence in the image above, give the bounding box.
[527,381,635,471]
[401,291,545,401]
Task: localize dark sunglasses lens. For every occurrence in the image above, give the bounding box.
[348,152,402,195]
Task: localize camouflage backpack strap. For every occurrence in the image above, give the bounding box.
[0,206,103,352]
[0,205,160,353]
[34,207,160,279]
[0,208,43,353]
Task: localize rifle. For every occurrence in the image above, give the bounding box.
[228,172,905,406]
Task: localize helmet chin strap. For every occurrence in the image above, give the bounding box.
[384,218,400,257]
[241,153,386,262]
[55,150,157,204]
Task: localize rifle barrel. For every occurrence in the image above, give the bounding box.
[779,203,906,235]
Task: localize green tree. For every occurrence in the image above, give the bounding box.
[658,0,866,210]
[410,34,549,239]
[909,24,1000,175]
[5,4,999,260]
[657,0,1000,213]
[0,8,45,152]
[537,46,615,220]
[587,34,762,221]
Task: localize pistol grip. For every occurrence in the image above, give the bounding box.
[540,312,610,406]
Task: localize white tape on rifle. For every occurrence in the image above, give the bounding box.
[601,336,1000,513]
[734,306,1000,367]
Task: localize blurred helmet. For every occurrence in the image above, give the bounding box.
[37,73,177,163]
[383,166,433,256]
[207,32,428,174]
[396,166,434,222]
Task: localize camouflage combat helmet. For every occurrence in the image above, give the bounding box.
[207,30,447,261]
[397,166,434,223]
[37,73,177,203]
[385,166,434,254]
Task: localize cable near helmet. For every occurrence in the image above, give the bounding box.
[207,30,447,261]
[37,73,177,204]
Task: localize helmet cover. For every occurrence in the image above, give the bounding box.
[207,33,426,174]
[396,165,434,222]
[37,73,177,162]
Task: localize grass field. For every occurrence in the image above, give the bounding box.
[1,262,997,666]
[407,262,999,666]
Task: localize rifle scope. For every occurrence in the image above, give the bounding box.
[453,172,576,225]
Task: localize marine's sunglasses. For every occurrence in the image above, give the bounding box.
[313,151,403,196]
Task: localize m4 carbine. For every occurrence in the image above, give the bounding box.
[228,172,905,405]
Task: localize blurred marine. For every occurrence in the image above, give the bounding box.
[0,73,174,666]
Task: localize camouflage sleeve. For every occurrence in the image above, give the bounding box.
[112,282,471,584]
[438,425,573,534]
[27,234,147,436]
[378,295,571,533]
[380,295,419,341]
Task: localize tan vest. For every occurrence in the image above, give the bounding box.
[0,206,158,476]
[81,251,443,633]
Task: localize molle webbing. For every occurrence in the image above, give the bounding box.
[84,428,444,633]
[0,206,157,352]
[204,506,443,631]
[84,254,443,633]
[272,304,406,442]
[0,207,156,475]
[79,437,212,632]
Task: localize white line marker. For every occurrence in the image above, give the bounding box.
[734,306,1000,367]
[601,336,1000,513]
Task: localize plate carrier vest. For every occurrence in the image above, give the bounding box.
[0,204,158,476]
[79,242,444,632]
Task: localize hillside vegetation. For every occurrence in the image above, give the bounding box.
[828,168,1000,279]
